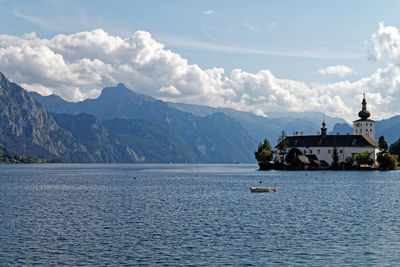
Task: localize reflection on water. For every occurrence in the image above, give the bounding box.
[0,164,399,265]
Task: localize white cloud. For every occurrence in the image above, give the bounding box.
[158,85,181,96]
[369,22,400,63]
[203,10,215,15]
[1,24,400,122]
[318,65,356,77]
[242,22,257,32]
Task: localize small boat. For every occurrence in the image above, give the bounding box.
[250,186,270,192]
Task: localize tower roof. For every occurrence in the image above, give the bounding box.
[358,93,371,120]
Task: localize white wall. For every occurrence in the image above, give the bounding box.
[353,121,375,141]
[282,146,379,165]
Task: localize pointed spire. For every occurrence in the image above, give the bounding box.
[321,120,327,136]
[358,93,370,120]
[362,92,367,110]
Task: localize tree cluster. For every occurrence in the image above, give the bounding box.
[254,139,274,170]
[377,136,398,170]
[355,135,397,170]
[355,151,374,165]
[330,143,340,170]
[0,146,52,164]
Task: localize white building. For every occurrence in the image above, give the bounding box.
[276,95,379,166]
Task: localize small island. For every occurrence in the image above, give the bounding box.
[255,95,398,171]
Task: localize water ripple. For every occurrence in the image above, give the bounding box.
[0,164,399,265]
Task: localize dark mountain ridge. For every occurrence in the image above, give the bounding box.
[31,83,258,163]
[0,72,92,161]
[0,72,213,163]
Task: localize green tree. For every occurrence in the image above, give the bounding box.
[355,151,374,165]
[389,138,400,157]
[255,139,273,163]
[378,135,388,153]
[377,152,398,170]
[331,143,340,170]
[376,135,398,170]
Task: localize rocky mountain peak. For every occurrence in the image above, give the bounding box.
[0,72,91,160]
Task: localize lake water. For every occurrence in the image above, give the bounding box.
[0,164,399,266]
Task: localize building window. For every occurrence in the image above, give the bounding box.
[304,150,306,154]
[328,149,331,154]
[340,149,343,154]
[318,149,320,154]
[310,150,312,154]
[370,123,372,126]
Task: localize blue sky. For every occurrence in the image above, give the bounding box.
[1,0,395,79]
[1,0,400,121]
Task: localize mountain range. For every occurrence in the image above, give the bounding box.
[2,70,400,163]
[0,72,257,163]
[167,102,347,144]
[30,83,257,163]
[171,101,400,146]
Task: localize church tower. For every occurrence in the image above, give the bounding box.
[353,94,375,140]
[321,121,327,136]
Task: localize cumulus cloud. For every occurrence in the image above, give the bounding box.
[0,24,400,122]
[158,85,181,96]
[203,10,215,15]
[318,65,356,77]
[369,22,400,62]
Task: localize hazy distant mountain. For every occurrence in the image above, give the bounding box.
[32,84,257,163]
[169,101,400,146]
[329,123,353,135]
[167,102,347,144]
[375,116,400,145]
